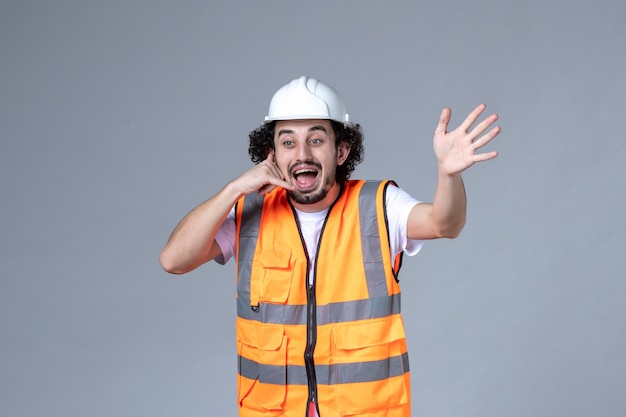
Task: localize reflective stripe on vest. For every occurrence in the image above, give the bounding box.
[236,180,396,319]
[239,352,410,385]
[234,179,410,416]
[235,292,401,324]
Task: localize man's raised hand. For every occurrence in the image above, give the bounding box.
[433,104,501,176]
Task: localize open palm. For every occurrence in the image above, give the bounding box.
[434,104,501,175]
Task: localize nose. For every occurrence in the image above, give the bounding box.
[296,142,313,160]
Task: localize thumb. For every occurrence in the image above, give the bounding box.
[435,108,451,136]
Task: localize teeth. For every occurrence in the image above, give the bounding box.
[294,169,317,175]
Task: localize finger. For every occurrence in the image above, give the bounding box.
[257,183,276,195]
[266,173,295,191]
[435,108,452,136]
[473,125,501,149]
[260,152,273,168]
[469,114,500,141]
[262,153,286,180]
[459,103,487,132]
[263,150,293,189]
[262,158,280,177]
[270,163,288,182]
[276,178,295,190]
[258,176,295,195]
[473,150,499,163]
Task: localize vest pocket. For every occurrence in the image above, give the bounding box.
[254,248,295,305]
[331,318,409,414]
[237,323,287,412]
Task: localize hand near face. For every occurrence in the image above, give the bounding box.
[433,104,501,176]
[234,152,295,196]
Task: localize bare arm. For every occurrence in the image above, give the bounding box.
[408,104,501,240]
[159,153,294,274]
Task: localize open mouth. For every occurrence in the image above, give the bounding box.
[291,166,320,190]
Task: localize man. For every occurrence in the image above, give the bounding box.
[160,75,500,417]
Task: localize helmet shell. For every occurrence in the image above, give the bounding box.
[264,76,349,124]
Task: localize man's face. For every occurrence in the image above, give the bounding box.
[273,119,350,211]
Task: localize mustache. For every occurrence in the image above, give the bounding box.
[288,160,322,174]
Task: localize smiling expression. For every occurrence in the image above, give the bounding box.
[273,119,350,212]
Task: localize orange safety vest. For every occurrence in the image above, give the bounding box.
[235,180,410,417]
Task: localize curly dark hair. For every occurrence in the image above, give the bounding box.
[248,120,364,183]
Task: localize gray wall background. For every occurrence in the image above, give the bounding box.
[1,1,624,416]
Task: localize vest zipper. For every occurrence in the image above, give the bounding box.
[295,215,319,417]
[305,280,318,417]
[292,209,323,417]
[291,185,343,417]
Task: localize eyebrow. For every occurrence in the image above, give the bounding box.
[277,125,328,138]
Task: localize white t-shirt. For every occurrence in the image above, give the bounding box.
[214,184,423,268]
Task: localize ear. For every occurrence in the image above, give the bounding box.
[336,141,351,166]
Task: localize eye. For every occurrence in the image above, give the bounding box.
[309,138,322,145]
[282,140,294,148]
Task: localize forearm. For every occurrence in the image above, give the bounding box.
[430,166,467,238]
[159,181,243,274]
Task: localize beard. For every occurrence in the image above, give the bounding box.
[287,185,331,205]
[287,164,336,205]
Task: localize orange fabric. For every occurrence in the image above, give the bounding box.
[235,180,410,417]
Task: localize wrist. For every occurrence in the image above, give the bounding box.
[437,163,462,179]
[222,180,246,203]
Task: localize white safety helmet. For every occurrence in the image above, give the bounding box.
[264,75,350,124]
